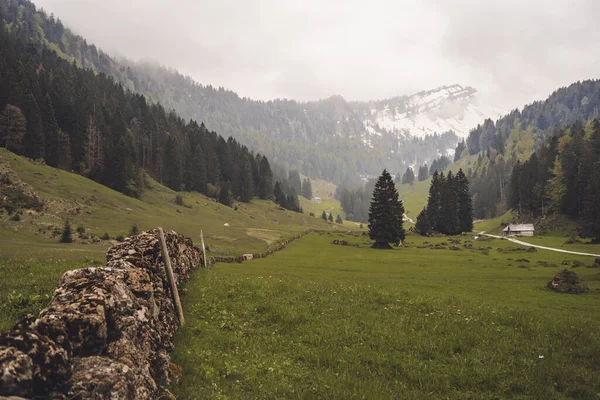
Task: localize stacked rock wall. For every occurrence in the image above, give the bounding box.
[0,230,202,399]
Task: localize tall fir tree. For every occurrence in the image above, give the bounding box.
[368,169,405,248]
[455,169,473,233]
[402,167,415,184]
[301,178,313,199]
[439,171,459,235]
[581,161,600,241]
[258,156,274,200]
[426,171,442,232]
[192,143,208,193]
[415,207,431,236]
[240,155,254,202]
[418,164,429,181]
[0,104,26,153]
[219,181,233,206]
[288,170,302,194]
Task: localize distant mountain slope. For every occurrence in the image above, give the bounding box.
[360,85,505,140]
[0,0,504,184]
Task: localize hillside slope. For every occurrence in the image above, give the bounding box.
[0,149,343,257]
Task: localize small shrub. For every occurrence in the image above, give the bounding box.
[101,232,110,240]
[76,225,86,234]
[116,235,125,242]
[7,291,49,320]
[10,212,21,221]
[0,173,12,185]
[130,223,140,236]
[60,219,73,243]
[175,195,184,206]
[309,212,315,217]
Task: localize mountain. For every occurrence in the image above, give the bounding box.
[359,85,505,140]
[0,0,504,185]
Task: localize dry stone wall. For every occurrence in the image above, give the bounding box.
[0,230,202,400]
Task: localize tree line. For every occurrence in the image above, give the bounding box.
[0,7,303,212]
[507,119,600,240]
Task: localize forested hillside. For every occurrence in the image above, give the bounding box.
[0,0,481,185]
[507,119,600,239]
[455,81,600,239]
[0,5,288,207]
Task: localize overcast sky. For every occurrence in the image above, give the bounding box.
[34,0,600,108]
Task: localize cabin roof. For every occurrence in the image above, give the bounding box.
[503,224,535,232]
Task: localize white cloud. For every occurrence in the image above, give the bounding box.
[34,0,600,108]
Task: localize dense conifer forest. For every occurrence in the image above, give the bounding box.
[0,2,306,210]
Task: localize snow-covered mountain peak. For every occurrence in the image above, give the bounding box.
[364,84,505,139]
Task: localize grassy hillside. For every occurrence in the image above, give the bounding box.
[0,148,345,331]
[173,232,600,398]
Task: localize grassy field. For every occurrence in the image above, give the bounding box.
[172,233,600,399]
[0,149,343,331]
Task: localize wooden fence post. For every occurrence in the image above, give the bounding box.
[158,227,185,326]
[200,230,208,268]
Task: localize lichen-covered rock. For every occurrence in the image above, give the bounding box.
[0,230,203,399]
[547,270,589,294]
[0,346,33,398]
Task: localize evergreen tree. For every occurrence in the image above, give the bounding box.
[0,104,26,153]
[368,169,405,248]
[581,161,600,240]
[22,89,45,160]
[192,143,208,193]
[239,155,254,202]
[426,171,442,232]
[60,219,73,243]
[129,223,140,236]
[439,171,459,235]
[274,181,286,207]
[288,170,302,194]
[301,178,313,199]
[454,141,466,161]
[287,187,300,212]
[219,181,233,207]
[418,164,429,181]
[321,210,327,220]
[455,169,473,233]
[415,207,431,236]
[163,134,183,190]
[258,157,273,200]
[336,214,343,224]
[401,167,415,184]
[328,213,334,222]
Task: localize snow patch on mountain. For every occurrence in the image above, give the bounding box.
[363,84,506,139]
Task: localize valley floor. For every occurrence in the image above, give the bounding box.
[172,232,600,399]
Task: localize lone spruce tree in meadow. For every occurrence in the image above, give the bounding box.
[60,219,73,243]
[368,169,405,248]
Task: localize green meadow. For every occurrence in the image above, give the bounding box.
[172,233,600,399]
[2,149,600,399]
[0,149,342,330]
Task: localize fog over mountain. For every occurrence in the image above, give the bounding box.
[33,0,600,108]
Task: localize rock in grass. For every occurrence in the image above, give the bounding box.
[332,239,349,246]
[547,270,589,294]
[527,247,537,253]
[571,260,584,268]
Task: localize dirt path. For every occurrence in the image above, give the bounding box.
[479,232,600,258]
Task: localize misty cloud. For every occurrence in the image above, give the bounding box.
[34,0,600,108]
